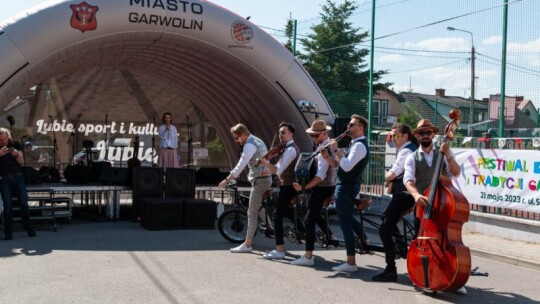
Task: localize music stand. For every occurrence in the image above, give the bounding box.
[112,138,132,167]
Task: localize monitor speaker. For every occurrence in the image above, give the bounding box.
[165,168,195,199]
[90,161,112,183]
[99,166,129,186]
[195,167,223,185]
[132,167,163,220]
[141,198,184,230]
[183,198,216,229]
[64,165,91,184]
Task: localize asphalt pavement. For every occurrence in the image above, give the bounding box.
[1,219,539,303]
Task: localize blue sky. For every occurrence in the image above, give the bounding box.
[2,0,539,108]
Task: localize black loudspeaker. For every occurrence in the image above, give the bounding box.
[195,167,223,185]
[183,198,216,229]
[141,198,184,230]
[90,161,111,183]
[165,168,195,199]
[39,166,61,183]
[99,166,129,186]
[132,167,163,220]
[333,117,352,148]
[64,165,91,184]
[22,166,40,185]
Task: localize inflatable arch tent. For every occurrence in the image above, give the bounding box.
[0,0,333,168]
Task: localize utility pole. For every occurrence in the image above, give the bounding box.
[447,26,475,136]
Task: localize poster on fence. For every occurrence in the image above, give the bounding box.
[453,148,540,212]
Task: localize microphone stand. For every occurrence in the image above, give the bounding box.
[68,114,82,164]
[104,114,109,162]
[49,116,58,169]
[151,117,156,166]
[186,115,192,168]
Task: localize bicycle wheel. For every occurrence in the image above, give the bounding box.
[217,209,248,243]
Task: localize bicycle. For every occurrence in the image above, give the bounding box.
[315,195,416,259]
[217,182,274,243]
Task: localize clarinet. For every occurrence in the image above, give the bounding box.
[303,131,349,162]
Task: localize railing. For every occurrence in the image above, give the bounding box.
[361,134,540,222]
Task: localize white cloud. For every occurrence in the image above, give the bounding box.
[482,35,502,45]
[379,54,405,63]
[403,37,468,52]
[508,38,540,53]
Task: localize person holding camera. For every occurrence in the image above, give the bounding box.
[0,128,36,240]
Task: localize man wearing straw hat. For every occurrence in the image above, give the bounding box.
[289,119,336,266]
[403,118,465,294]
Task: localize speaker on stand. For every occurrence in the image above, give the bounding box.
[165,168,195,199]
[132,167,163,221]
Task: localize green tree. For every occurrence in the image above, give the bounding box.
[398,104,420,127]
[298,0,390,117]
[284,13,294,53]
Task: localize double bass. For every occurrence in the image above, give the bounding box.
[407,109,471,292]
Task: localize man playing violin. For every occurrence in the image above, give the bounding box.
[290,119,337,267]
[403,119,465,294]
[218,124,272,253]
[257,122,302,259]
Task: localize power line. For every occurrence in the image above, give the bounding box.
[376,0,522,40]
[375,49,467,60]
[438,60,470,87]
[362,44,469,54]
[476,52,540,75]
[390,59,467,74]
[476,58,540,78]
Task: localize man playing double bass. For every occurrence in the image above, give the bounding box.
[403,119,466,295]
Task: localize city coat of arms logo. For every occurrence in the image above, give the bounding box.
[231,21,253,44]
[70,1,99,33]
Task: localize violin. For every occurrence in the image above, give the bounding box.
[256,142,286,165]
[407,109,471,292]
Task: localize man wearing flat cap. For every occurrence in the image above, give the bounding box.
[403,118,465,294]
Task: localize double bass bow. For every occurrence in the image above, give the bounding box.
[407,109,471,292]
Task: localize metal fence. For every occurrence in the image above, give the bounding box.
[361,133,540,222]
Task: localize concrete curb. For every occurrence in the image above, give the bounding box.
[471,248,540,272]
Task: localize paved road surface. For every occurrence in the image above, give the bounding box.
[1,221,539,303]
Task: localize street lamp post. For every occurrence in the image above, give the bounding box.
[448,26,475,136]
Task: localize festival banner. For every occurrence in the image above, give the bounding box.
[453,148,540,212]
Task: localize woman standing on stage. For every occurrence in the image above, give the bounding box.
[158,112,180,169]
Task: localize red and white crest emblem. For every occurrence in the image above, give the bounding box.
[70,1,99,33]
[231,21,253,44]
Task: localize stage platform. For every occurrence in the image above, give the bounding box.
[20,183,253,221]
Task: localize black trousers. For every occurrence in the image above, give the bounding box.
[273,185,305,246]
[304,186,335,252]
[379,192,416,268]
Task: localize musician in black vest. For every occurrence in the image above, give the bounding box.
[0,128,36,240]
[290,119,337,266]
[403,119,465,295]
[257,122,301,259]
[372,123,418,282]
[328,115,369,272]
